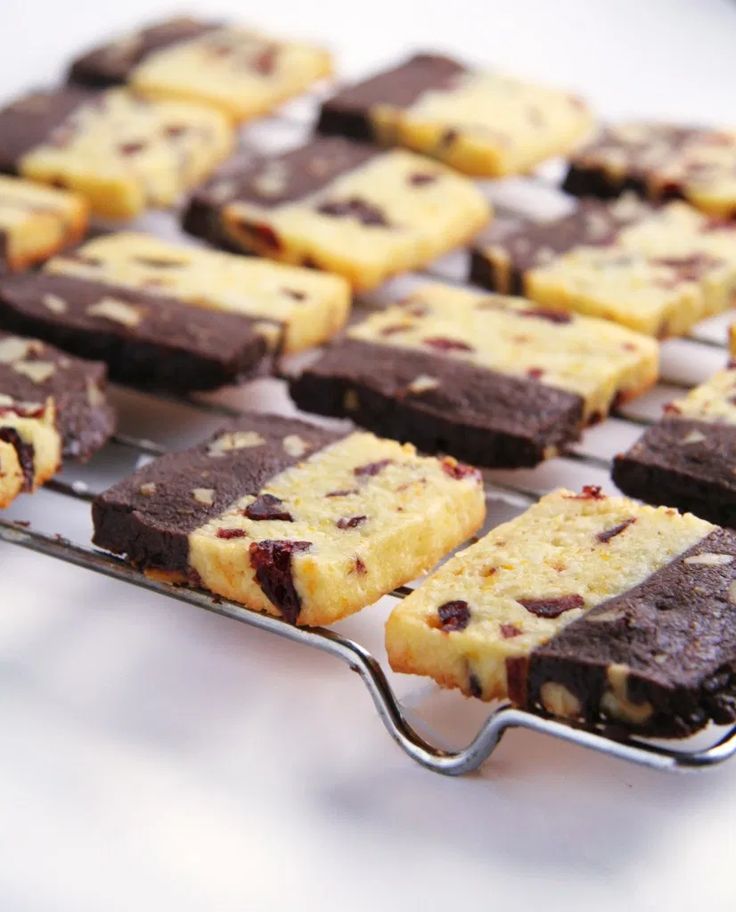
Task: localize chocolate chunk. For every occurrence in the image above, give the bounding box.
[0,426,34,489]
[249,539,312,624]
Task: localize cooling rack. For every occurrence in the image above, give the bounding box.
[2,97,736,776]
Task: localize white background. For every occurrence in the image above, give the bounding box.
[2,1,736,910]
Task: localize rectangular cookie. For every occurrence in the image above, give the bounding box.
[43,232,351,354]
[0,272,270,392]
[0,87,233,218]
[612,368,736,527]
[563,122,736,218]
[470,196,736,335]
[317,53,592,177]
[386,487,736,738]
[289,282,658,467]
[0,332,115,507]
[92,413,485,626]
[182,136,491,290]
[68,16,332,122]
[0,176,88,273]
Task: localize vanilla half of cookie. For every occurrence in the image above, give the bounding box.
[386,487,736,737]
[92,413,485,626]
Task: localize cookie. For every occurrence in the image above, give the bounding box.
[182,136,491,290]
[386,487,736,737]
[44,232,350,353]
[289,282,658,467]
[471,195,736,335]
[563,123,736,218]
[0,331,115,507]
[69,16,332,121]
[92,413,486,626]
[0,272,270,392]
[0,87,233,218]
[317,53,592,177]
[612,368,736,527]
[0,175,88,273]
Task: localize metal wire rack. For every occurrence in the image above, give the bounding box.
[2,103,736,775]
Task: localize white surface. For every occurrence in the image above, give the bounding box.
[2,1,736,910]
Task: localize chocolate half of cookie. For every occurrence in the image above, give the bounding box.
[613,369,736,527]
[289,283,658,468]
[0,272,271,392]
[386,487,736,738]
[93,412,485,626]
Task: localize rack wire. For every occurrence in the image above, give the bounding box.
[2,103,736,775]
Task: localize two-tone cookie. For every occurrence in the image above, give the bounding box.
[386,487,736,738]
[563,123,736,218]
[289,282,658,467]
[182,136,491,290]
[470,196,736,335]
[69,16,332,121]
[0,176,88,273]
[43,232,351,354]
[612,369,736,527]
[317,53,592,177]
[0,332,114,507]
[92,413,485,626]
[0,87,233,217]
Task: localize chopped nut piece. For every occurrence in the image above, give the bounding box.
[87,297,143,327]
[282,434,308,458]
[192,487,215,505]
[208,430,265,456]
[406,374,440,395]
[42,293,68,314]
[139,482,157,496]
[684,552,734,566]
[540,682,582,719]
[12,361,56,384]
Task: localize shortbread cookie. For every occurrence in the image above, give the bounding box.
[44,232,350,353]
[0,176,88,273]
[317,53,592,177]
[0,87,233,217]
[290,283,658,467]
[69,16,332,121]
[0,272,270,391]
[386,487,736,737]
[92,413,485,626]
[0,332,114,506]
[183,137,491,290]
[563,123,736,218]
[613,369,736,526]
[471,196,736,335]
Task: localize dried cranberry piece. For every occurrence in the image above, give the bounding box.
[244,493,293,522]
[408,172,437,186]
[119,141,146,156]
[281,287,306,301]
[468,673,483,698]
[354,459,392,478]
[441,459,480,481]
[500,623,521,639]
[336,515,367,529]
[217,528,247,539]
[518,595,585,618]
[317,197,389,227]
[249,540,312,624]
[354,556,367,575]
[437,600,471,632]
[380,324,410,336]
[325,488,358,498]
[597,517,636,543]
[422,336,474,353]
[252,46,278,75]
[165,125,188,138]
[236,220,282,250]
[520,307,572,324]
[134,256,186,268]
[567,485,604,500]
[527,367,544,380]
